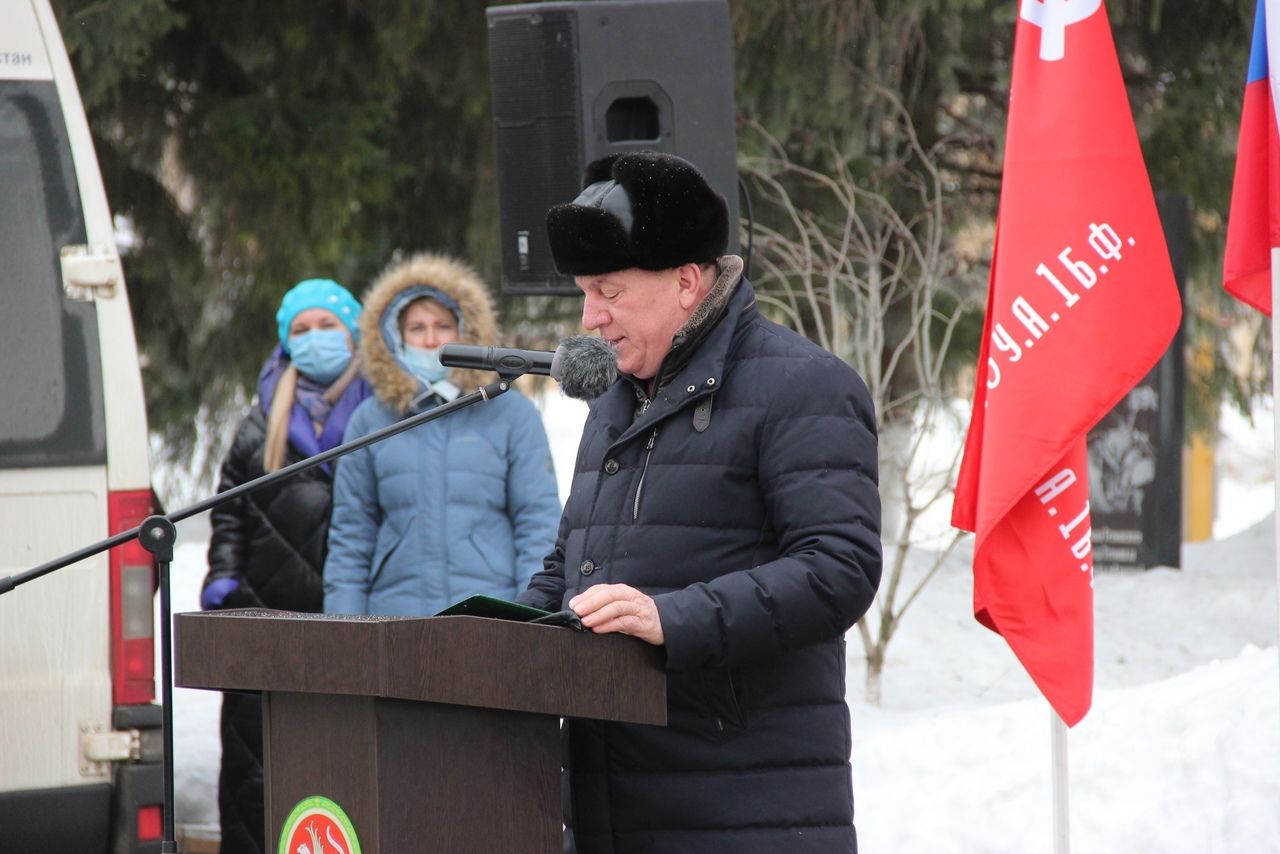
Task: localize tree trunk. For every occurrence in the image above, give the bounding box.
[865,647,885,706]
[878,418,915,552]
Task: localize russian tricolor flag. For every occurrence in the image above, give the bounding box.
[1225,1,1280,314]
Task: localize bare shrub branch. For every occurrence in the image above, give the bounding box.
[740,93,983,704]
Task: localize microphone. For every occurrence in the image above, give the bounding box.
[550,336,619,401]
[440,335,617,400]
[439,343,554,377]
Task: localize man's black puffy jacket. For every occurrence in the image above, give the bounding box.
[521,275,882,854]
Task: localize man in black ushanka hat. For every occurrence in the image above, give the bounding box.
[519,151,882,854]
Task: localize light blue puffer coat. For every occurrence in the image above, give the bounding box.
[324,253,561,617]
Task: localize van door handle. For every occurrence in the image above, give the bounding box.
[79,722,142,777]
[61,244,122,301]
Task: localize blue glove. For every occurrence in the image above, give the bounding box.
[201,577,240,610]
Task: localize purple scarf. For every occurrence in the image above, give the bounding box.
[257,346,372,471]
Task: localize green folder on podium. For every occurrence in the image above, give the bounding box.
[435,594,585,631]
[434,594,549,621]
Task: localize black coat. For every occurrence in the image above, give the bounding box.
[204,407,334,613]
[520,278,882,853]
[202,407,336,853]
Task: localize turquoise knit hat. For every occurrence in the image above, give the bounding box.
[275,278,361,353]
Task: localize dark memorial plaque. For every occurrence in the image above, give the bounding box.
[1087,192,1187,571]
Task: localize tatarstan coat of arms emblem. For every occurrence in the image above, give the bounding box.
[278,795,361,854]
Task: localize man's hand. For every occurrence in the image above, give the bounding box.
[569,584,665,646]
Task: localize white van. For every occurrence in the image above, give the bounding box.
[0,2,162,852]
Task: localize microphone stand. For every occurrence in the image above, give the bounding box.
[0,376,514,854]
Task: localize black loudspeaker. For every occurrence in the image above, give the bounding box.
[487,0,739,295]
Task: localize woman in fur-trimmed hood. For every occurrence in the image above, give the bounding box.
[323,252,562,617]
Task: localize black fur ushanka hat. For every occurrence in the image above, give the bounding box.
[545,151,729,276]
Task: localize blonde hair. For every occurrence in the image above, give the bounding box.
[262,364,299,473]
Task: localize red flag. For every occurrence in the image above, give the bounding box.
[1223,0,1280,314]
[951,1,1182,726]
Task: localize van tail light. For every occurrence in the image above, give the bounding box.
[136,804,163,842]
[108,490,157,705]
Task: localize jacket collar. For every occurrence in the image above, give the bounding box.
[653,254,744,389]
[593,261,756,446]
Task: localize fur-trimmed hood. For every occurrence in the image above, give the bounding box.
[358,253,500,414]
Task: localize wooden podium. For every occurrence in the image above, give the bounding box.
[174,610,666,853]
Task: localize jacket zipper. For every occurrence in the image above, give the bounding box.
[633,427,658,521]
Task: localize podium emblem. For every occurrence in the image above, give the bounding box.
[278,795,362,854]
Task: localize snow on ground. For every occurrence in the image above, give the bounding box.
[849,517,1279,853]
[161,393,1280,851]
[164,520,220,839]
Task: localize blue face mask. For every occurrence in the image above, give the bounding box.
[289,329,352,384]
[401,345,448,385]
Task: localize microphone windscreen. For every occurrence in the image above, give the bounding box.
[551,335,618,401]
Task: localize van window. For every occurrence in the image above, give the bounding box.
[0,80,105,468]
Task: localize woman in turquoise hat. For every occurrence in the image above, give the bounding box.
[199,278,372,854]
